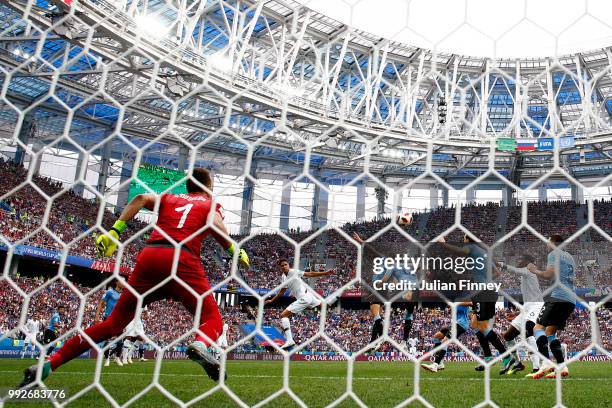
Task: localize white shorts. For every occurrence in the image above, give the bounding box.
[124,317,144,337]
[286,293,321,314]
[409,346,417,354]
[511,302,544,330]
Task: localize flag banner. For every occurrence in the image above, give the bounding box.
[537,138,554,151]
[516,138,537,151]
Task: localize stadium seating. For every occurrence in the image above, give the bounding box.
[0,161,610,356]
[0,276,608,356]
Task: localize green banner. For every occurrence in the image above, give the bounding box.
[496,138,516,151]
[128,164,187,202]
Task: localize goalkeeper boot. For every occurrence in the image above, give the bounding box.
[19,362,51,388]
[187,341,224,382]
[438,362,445,370]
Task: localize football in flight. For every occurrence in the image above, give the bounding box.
[396,212,413,225]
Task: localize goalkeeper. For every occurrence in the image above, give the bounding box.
[20,168,249,386]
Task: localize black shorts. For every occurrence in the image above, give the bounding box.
[440,324,467,339]
[42,329,57,345]
[473,301,495,321]
[363,290,384,305]
[536,300,575,330]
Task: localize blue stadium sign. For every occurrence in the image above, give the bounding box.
[560,136,575,149]
[538,138,554,151]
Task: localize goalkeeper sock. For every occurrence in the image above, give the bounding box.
[281,317,293,343]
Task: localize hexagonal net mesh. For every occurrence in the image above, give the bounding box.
[0,0,610,406]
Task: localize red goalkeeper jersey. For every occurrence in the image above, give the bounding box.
[147,193,223,256]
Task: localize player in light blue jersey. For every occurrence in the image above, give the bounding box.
[438,234,510,372]
[421,303,472,373]
[382,263,419,346]
[526,234,576,379]
[95,280,124,367]
[42,306,65,356]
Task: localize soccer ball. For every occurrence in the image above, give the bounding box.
[396,212,413,225]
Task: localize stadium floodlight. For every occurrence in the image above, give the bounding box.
[134,14,169,39]
[11,48,31,60]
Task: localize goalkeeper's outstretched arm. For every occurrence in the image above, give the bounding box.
[209,211,250,267]
[95,194,156,257]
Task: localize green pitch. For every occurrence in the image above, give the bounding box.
[0,359,610,407]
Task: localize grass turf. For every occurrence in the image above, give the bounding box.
[0,358,610,407]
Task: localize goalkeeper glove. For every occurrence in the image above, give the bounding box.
[95,220,127,257]
[226,243,250,267]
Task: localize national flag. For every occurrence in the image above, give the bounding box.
[516,138,537,151]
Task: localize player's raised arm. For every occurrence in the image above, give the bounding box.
[506,264,531,276]
[303,269,334,278]
[527,262,554,278]
[265,287,287,304]
[95,193,157,257]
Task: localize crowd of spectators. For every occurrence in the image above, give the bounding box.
[1,160,610,356]
[0,276,608,356]
[1,160,610,293]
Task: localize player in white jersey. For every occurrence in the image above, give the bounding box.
[407,337,419,357]
[265,258,335,350]
[21,317,40,359]
[217,323,229,348]
[121,316,145,364]
[498,254,544,375]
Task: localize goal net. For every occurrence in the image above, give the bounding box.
[0,0,610,406]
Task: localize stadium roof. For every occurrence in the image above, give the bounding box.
[298,0,612,59]
[0,0,610,186]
